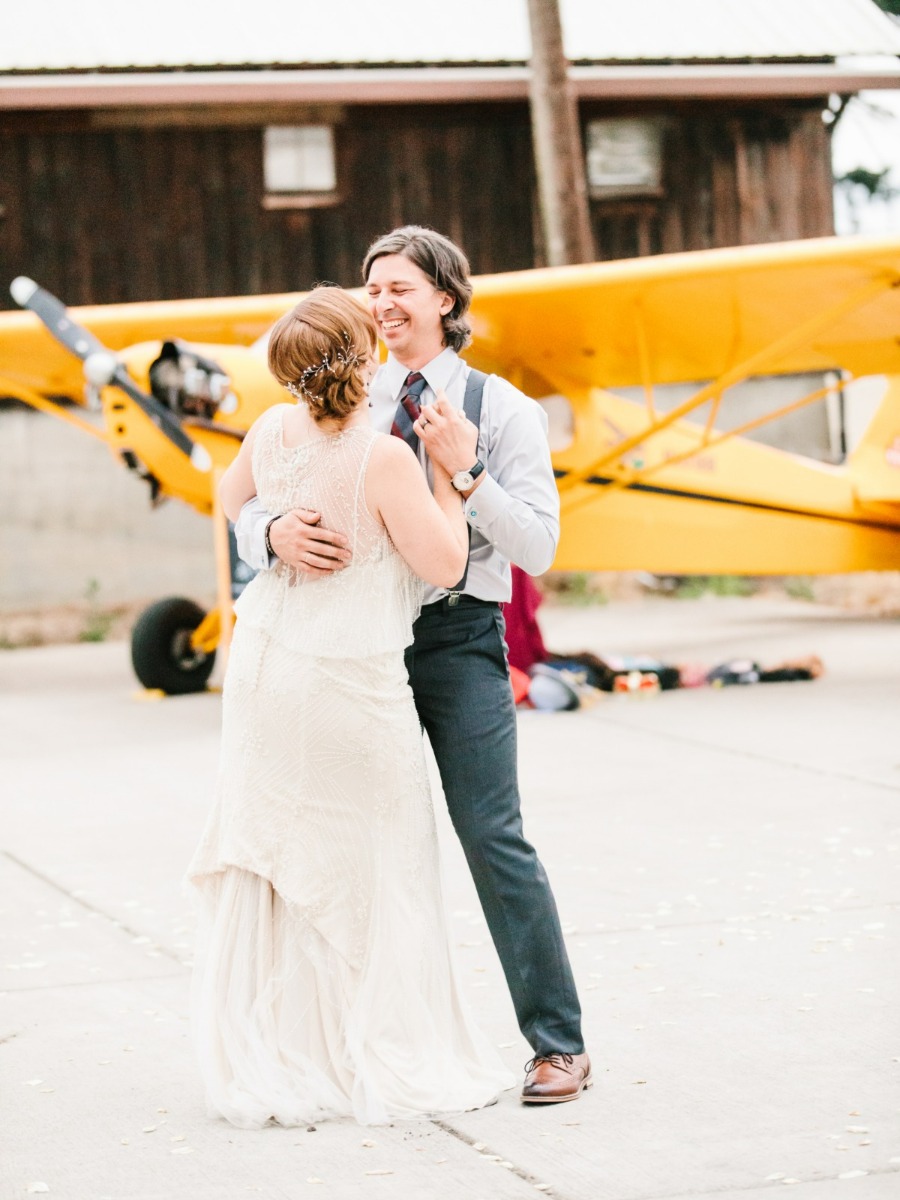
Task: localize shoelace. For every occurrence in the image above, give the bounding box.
[524,1052,575,1073]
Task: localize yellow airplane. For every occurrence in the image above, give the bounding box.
[2,234,899,691]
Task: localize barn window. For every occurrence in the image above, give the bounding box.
[262,126,338,209]
[586,118,665,198]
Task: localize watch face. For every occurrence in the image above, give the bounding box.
[453,470,474,491]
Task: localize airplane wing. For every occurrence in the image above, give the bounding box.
[0,290,302,399]
[467,234,900,390]
[3,234,899,403]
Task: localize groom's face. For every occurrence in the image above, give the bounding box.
[365,254,454,368]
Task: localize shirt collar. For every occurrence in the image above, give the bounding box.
[385,346,459,400]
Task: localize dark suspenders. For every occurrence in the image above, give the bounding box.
[447,368,487,605]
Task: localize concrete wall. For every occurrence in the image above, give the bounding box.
[0,406,215,612]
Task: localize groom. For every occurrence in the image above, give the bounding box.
[235,226,590,1103]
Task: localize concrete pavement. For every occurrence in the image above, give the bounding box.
[1,596,898,1200]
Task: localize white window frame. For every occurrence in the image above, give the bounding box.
[262,125,339,210]
[586,117,665,199]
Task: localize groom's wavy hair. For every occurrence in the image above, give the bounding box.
[362,225,473,352]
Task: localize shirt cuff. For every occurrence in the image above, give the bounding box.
[462,473,508,527]
[235,509,278,571]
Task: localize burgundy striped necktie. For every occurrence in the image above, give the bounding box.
[391,371,427,453]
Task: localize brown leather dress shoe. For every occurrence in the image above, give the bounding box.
[521,1052,592,1103]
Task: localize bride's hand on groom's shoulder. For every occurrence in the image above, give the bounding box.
[269,508,352,577]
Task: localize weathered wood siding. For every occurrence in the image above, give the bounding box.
[587,102,835,261]
[0,99,833,309]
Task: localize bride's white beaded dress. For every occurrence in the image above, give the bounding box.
[187,406,514,1128]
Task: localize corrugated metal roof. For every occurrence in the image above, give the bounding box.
[3,0,900,73]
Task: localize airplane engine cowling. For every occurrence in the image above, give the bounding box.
[149,339,231,420]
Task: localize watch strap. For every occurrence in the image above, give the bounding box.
[264,515,280,559]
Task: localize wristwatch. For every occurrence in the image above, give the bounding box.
[264,515,281,559]
[451,460,485,493]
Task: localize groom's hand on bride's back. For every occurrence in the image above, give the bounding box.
[269,508,352,577]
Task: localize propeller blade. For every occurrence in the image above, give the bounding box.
[109,368,211,463]
[11,276,110,360]
[10,277,209,469]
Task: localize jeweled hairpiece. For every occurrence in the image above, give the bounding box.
[335,330,363,369]
[285,331,364,400]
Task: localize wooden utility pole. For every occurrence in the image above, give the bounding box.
[526,0,594,266]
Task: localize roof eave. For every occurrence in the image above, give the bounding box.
[1,63,899,110]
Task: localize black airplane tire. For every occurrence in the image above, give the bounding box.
[131,597,216,695]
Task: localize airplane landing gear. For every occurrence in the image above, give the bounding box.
[131,596,216,695]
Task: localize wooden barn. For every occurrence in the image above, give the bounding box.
[1,0,899,308]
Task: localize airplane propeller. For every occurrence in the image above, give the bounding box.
[10,276,211,472]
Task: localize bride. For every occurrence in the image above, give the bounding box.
[187,286,514,1128]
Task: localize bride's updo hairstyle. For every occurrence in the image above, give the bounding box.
[268,287,377,425]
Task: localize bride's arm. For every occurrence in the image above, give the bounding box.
[366,437,468,587]
[219,416,268,522]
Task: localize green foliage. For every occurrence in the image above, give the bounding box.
[79,615,116,643]
[79,578,116,643]
[836,166,896,199]
[673,576,708,599]
[550,572,609,606]
[783,576,815,602]
[674,575,756,599]
[873,0,900,16]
